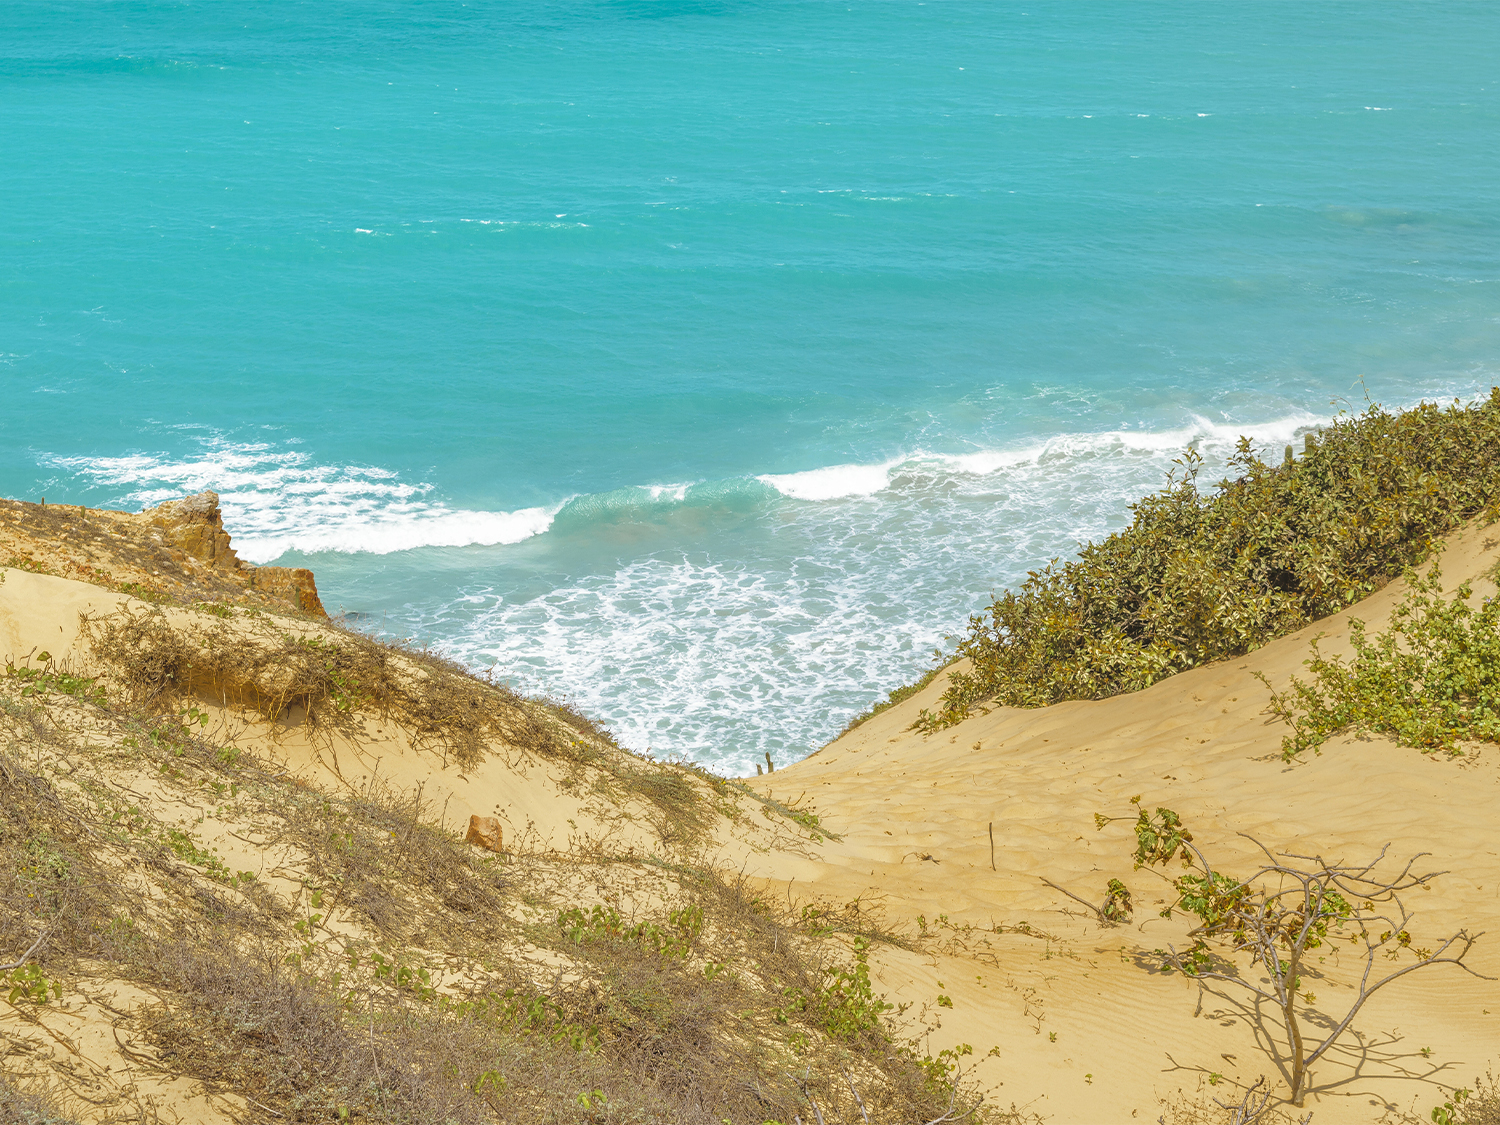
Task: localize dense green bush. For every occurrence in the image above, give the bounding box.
[918,391,1500,730]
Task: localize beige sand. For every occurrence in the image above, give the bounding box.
[3,520,1499,1121]
[741,520,1500,1121]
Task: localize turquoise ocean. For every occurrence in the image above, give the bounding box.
[4,2,1499,774]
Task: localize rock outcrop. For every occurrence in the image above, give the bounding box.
[146,490,241,570]
[246,564,326,616]
[0,491,327,618]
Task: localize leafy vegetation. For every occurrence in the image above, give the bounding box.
[918,393,1500,730]
[1427,1074,1500,1125]
[2,651,107,708]
[777,934,892,1043]
[1259,564,1500,759]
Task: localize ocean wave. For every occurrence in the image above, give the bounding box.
[44,408,1344,565]
[240,505,560,560]
[757,459,903,500]
[757,409,1327,503]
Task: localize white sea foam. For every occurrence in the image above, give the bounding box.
[241,504,559,560]
[41,406,1355,573]
[756,409,1326,504]
[48,441,559,564]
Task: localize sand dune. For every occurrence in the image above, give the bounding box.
[2,516,1498,1121]
[744,519,1500,1120]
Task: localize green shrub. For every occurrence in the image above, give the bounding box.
[920,392,1500,730]
[1261,565,1500,759]
[777,935,891,1043]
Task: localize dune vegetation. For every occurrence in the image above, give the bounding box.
[915,392,1500,730]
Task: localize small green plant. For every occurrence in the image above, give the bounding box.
[1432,1086,1472,1125]
[778,935,892,1042]
[1039,872,1135,925]
[325,662,363,711]
[472,1070,507,1095]
[360,951,440,1003]
[3,963,62,1004]
[117,580,167,604]
[452,988,600,1054]
[1102,879,1132,922]
[3,651,107,707]
[1259,565,1500,760]
[556,902,704,960]
[917,1043,972,1083]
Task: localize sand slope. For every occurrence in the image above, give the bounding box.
[745,520,1500,1120]
[3,521,1499,1122]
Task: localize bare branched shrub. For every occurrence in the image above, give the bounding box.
[272,779,511,944]
[142,931,604,1125]
[132,864,981,1125]
[81,605,537,769]
[1156,1075,1311,1125]
[0,1073,82,1125]
[922,393,1500,729]
[0,744,122,974]
[1113,807,1491,1107]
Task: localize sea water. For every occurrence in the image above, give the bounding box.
[4,2,1499,774]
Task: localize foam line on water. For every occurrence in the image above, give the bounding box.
[757,458,905,500]
[37,397,1455,568]
[46,442,561,564]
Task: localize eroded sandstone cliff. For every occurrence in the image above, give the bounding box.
[0,491,325,616]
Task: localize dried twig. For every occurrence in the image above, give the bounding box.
[920,1066,980,1125]
[843,1068,870,1124]
[1037,876,1118,925]
[1213,1075,1272,1125]
[0,928,51,973]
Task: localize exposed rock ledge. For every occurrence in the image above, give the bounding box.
[0,490,326,617]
